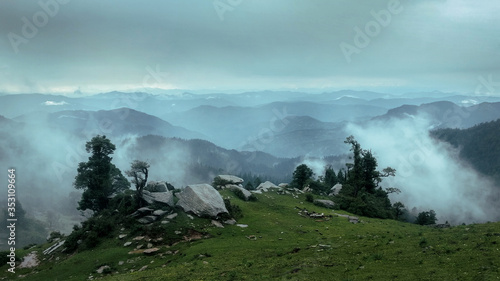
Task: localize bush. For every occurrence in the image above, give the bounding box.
[109,190,137,215]
[305,194,314,203]
[248,194,258,202]
[232,188,246,201]
[212,176,231,188]
[223,199,243,219]
[47,231,64,243]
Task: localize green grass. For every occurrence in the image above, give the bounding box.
[2,190,500,280]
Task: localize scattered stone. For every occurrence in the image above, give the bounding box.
[348,216,359,224]
[137,215,157,224]
[147,243,153,248]
[136,244,144,249]
[118,234,127,239]
[138,265,148,271]
[128,250,144,255]
[236,224,248,228]
[18,251,39,268]
[224,219,237,225]
[96,265,110,274]
[174,231,182,235]
[187,214,194,220]
[246,235,257,240]
[153,209,169,216]
[211,220,224,228]
[118,261,124,266]
[166,213,178,220]
[143,248,160,255]
[176,184,228,218]
[124,242,132,247]
[161,220,169,224]
[203,261,209,265]
[278,183,289,188]
[133,236,145,241]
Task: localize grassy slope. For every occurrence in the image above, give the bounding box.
[2,190,500,280]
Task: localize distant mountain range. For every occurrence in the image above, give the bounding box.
[373,101,500,129]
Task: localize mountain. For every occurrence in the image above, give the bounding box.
[431,119,500,185]
[373,101,500,129]
[161,102,385,154]
[121,135,297,185]
[14,108,205,140]
[240,116,348,158]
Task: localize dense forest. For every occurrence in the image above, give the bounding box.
[431,119,500,186]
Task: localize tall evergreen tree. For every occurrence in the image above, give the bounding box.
[74,135,129,212]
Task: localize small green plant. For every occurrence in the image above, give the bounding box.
[223,199,243,219]
[305,194,314,203]
[232,188,246,201]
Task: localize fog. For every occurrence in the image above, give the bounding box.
[346,114,500,224]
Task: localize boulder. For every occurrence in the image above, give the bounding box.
[257,181,278,192]
[137,215,157,224]
[313,199,335,209]
[143,248,160,255]
[228,184,252,200]
[153,210,169,216]
[145,181,168,192]
[142,190,175,207]
[217,175,244,185]
[329,184,342,196]
[176,184,228,218]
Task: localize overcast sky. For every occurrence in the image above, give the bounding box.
[0,0,499,95]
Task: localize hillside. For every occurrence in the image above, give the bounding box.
[431,119,500,185]
[373,101,500,129]
[3,188,500,280]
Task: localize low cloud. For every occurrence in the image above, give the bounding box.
[346,115,500,224]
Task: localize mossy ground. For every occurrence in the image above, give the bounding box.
[2,190,500,280]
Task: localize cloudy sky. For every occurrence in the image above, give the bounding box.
[0,0,499,95]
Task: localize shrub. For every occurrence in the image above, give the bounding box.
[212,176,231,188]
[223,199,243,219]
[232,188,247,201]
[47,231,64,243]
[305,194,314,203]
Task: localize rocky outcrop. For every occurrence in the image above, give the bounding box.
[256,181,278,192]
[329,183,342,196]
[142,190,175,207]
[176,184,228,218]
[145,181,168,192]
[217,175,244,185]
[227,184,252,200]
